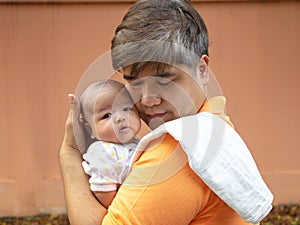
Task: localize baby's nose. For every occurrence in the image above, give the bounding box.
[114,113,126,123]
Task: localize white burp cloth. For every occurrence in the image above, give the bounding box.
[136,112,273,224]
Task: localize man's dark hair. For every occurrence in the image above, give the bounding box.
[111,0,209,77]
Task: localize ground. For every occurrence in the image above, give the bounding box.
[0,203,299,225]
[261,203,300,225]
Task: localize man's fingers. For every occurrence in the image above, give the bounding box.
[68,93,75,108]
[69,94,82,122]
[66,93,87,154]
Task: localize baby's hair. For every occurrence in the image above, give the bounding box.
[80,80,126,121]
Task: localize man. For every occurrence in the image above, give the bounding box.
[60,1,270,224]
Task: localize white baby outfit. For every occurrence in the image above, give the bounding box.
[82,138,138,192]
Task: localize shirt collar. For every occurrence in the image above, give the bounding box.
[200,96,226,114]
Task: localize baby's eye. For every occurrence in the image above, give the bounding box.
[123,107,132,112]
[102,113,112,119]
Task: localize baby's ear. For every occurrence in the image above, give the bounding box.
[79,113,85,124]
[83,122,95,139]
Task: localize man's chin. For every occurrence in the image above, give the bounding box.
[148,117,165,130]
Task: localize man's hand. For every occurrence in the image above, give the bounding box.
[62,94,87,154]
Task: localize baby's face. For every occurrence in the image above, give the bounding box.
[89,87,141,144]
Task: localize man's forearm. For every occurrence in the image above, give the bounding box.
[59,145,107,225]
[60,96,107,224]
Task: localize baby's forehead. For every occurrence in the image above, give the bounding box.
[98,84,128,99]
[91,85,132,107]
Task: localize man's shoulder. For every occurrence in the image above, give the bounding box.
[134,134,179,166]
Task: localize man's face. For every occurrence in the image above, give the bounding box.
[123,64,207,129]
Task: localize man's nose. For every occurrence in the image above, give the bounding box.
[128,77,162,107]
[140,80,161,107]
[141,95,161,107]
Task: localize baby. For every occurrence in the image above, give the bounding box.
[80,80,141,208]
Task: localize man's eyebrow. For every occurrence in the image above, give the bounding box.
[123,72,175,80]
[123,74,136,80]
[156,72,175,78]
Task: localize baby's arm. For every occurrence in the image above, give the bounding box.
[82,142,122,208]
[94,190,117,209]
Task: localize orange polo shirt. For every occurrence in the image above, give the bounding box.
[102,97,253,225]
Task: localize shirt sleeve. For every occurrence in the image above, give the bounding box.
[82,141,120,192]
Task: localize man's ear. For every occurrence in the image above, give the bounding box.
[83,122,95,139]
[197,55,209,86]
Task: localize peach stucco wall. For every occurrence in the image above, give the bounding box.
[0,0,299,216]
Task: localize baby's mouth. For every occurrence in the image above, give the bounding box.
[119,126,130,133]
